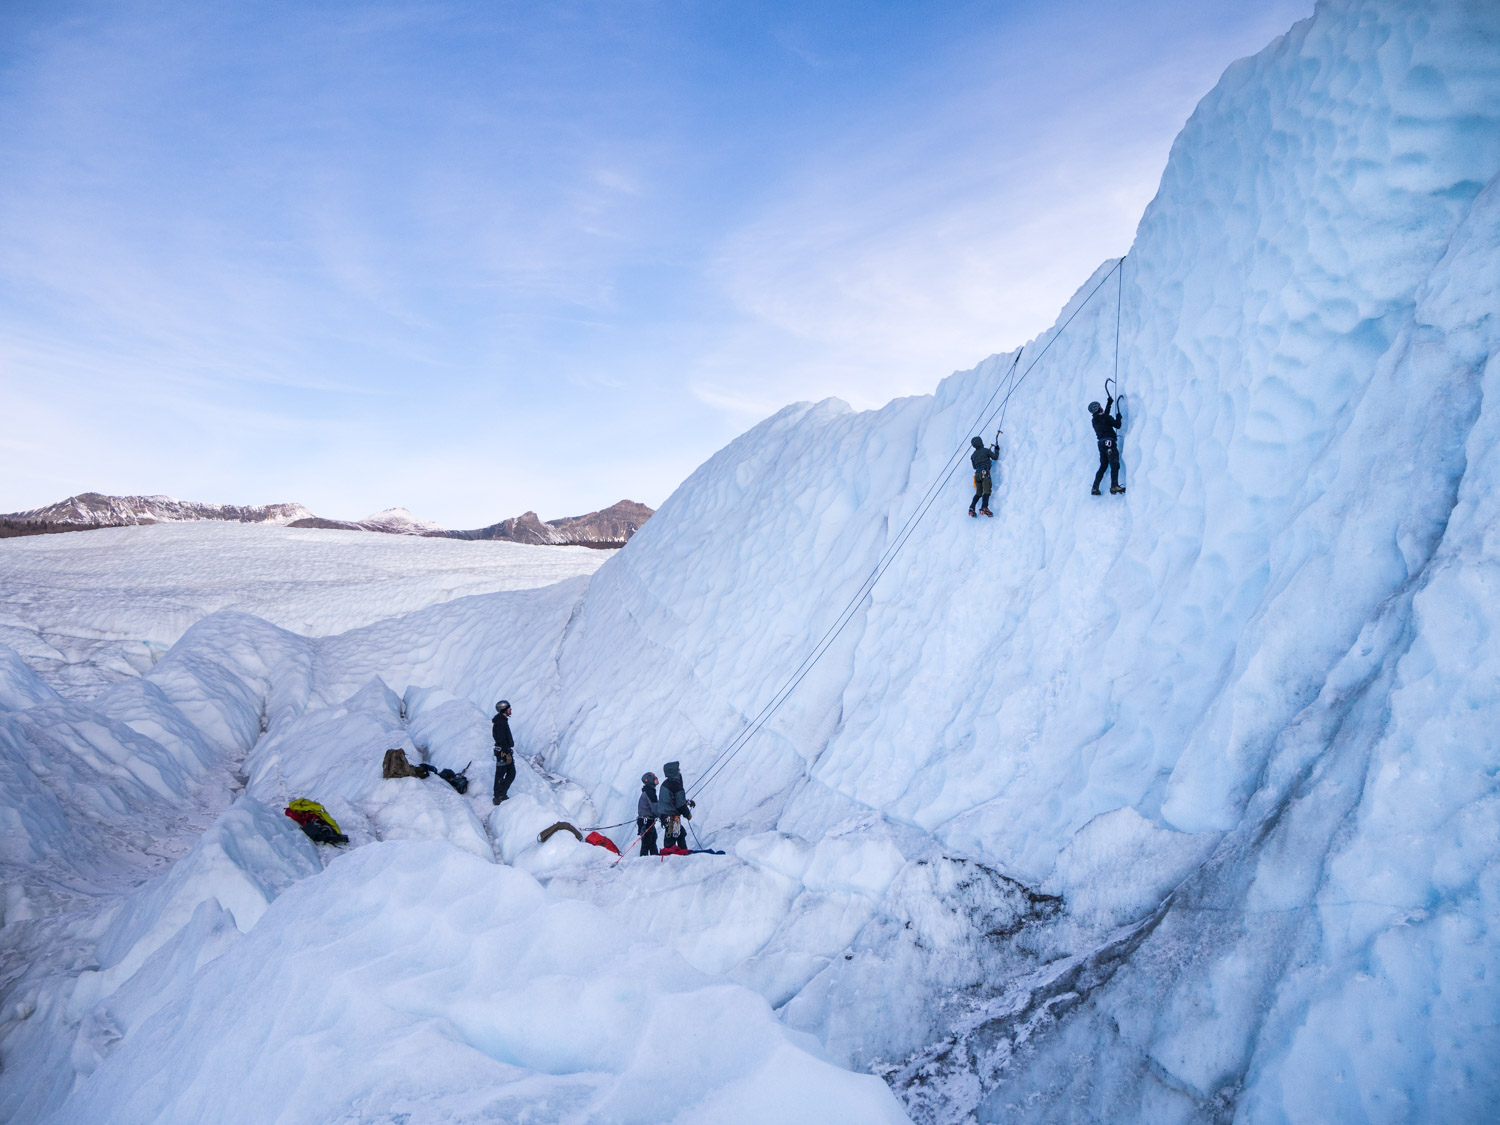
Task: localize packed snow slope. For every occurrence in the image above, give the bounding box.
[0,523,606,696]
[2,0,1499,1122]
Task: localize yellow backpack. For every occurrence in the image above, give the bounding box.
[286,798,341,833]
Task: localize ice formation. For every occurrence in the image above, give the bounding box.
[2,0,1498,1121]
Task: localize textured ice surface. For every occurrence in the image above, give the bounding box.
[44,843,909,1125]
[0,522,605,696]
[3,0,1499,1121]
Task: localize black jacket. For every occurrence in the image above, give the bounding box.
[970,440,999,473]
[659,764,691,819]
[492,713,514,751]
[1092,397,1122,442]
[638,783,659,822]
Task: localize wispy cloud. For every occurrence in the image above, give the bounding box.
[0,0,1313,525]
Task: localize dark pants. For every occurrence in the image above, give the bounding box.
[1093,440,1120,490]
[638,818,659,856]
[493,750,516,802]
[299,819,347,845]
[970,470,992,512]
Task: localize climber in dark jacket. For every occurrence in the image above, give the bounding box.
[1089,397,1125,495]
[658,761,695,850]
[637,772,660,857]
[492,700,516,805]
[969,435,1000,517]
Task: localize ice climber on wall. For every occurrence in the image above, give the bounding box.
[1089,395,1125,495]
[969,435,999,517]
[637,772,660,856]
[492,700,516,804]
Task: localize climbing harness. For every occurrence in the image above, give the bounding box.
[677,256,1129,827]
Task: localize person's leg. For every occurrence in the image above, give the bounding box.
[493,752,516,802]
[642,823,658,856]
[970,478,982,513]
[1110,444,1121,490]
[981,476,993,513]
[1093,444,1109,492]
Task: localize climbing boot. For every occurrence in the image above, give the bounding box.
[1090,486,1101,496]
[1111,485,1126,495]
[968,507,976,518]
[980,507,993,517]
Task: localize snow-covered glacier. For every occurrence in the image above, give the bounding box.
[2,0,1498,1121]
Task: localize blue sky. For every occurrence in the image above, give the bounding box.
[0,0,1310,526]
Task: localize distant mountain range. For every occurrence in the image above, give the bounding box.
[0,493,652,549]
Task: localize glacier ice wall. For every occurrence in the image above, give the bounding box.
[1,0,1497,1121]
[526,0,1500,1116]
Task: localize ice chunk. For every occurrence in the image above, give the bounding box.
[44,841,911,1125]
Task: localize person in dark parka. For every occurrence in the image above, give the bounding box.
[1089,397,1125,495]
[969,435,1000,517]
[492,700,516,805]
[637,771,660,857]
[658,760,695,850]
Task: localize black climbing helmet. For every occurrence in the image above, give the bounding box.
[1088,401,1103,414]
[971,436,984,449]
[642,771,657,785]
[496,700,510,713]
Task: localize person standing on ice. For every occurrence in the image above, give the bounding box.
[637,771,661,857]
[492,700,516,805]
[658,761,695,850]
[969,435,1000,517]
[1089,396,1125,495]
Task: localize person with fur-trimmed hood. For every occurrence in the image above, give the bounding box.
[657,760,695,850]
[637,771,660,857]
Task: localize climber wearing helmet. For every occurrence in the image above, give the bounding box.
[637,771,660,857]
[1089,397,1125,495]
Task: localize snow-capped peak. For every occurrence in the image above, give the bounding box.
[357,507,446,535]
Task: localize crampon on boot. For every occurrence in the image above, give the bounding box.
[1111,485,1126,494]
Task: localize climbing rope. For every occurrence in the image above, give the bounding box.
[684,256,1129,809]
[1115,253,1123,393]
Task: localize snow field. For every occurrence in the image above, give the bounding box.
[0,522,606,696]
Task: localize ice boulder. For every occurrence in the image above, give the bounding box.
[43,841,912,1125]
